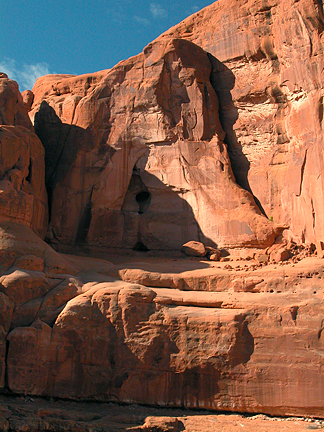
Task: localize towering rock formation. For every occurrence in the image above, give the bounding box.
[159,0,324,244]
[1,0,324,423]
[0,74,47,237]
[30,38,281,252]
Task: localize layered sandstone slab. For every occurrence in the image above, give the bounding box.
[30,38,280,251]
[0,221,80,390]
[4,253,324,418]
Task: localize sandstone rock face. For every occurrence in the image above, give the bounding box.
[4,257,324,418]
[0,75,49,379]
[159,0,324,245]
[0,222,78,275]
[0,75,47,237]
[30,39,280,251]
[0,293,13,390]
[0,74,32,129]
[1,0,324,422]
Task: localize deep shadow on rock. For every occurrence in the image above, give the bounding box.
[207,54,267,216]
[31,37,281,253]
[90,158,216,252]
[34,101,97,231]
[34,103,216,251]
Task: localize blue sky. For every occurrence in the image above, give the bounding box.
[1,0,214,91]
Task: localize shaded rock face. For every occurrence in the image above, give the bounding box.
[0,221,79,390]
[158,0,324,244]
[31,38,280,251]
[5,267,324,418]
[6,283,253,405]
[0,75,48,237]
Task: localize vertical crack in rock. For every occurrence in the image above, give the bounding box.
[318,96,324,125]
[296,8,314,57]
[318,320,324,340]
[26,158,32,184]
[311,198,316,229]
[297,149,308,197]
[75,187,94,245]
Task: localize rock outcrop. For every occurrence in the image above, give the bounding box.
[159,0,324,245]
[29,38,281,252]
[1,0,324,422]
[4,255,324,418]
[0,74,47,237]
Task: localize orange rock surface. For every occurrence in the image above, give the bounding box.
[159,0,324,245]
[30,38,281,251]
[3,252,324,418]
[1,0,324,422]
[0,74,47,237]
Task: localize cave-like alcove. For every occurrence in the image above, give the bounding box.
[136,191,151,214]
[133,240,149,251]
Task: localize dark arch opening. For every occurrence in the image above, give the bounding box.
[136,191,150,203]
[133,241,149,252]
[136,191,151,214]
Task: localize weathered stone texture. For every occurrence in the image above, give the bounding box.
[158,0,324,244]
[30,38,280,251]
[0,75,48,237]
[5,267,324,418]
[1,0,324,421]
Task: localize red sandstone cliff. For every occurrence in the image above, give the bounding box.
[29,38,281,252]
[0,0,324,422]
[159,0,324,245]
[27,0,324,250]
[0,74,47,237]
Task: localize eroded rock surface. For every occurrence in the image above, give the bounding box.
[1,0,324,422]
[30,38,280,251]
[159,0,324,245]
[0,74,47,237]
[0,76,50,390]
[2,252,324,418]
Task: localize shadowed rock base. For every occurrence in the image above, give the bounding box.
[1,238,324,418]
[0,395,321,432]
